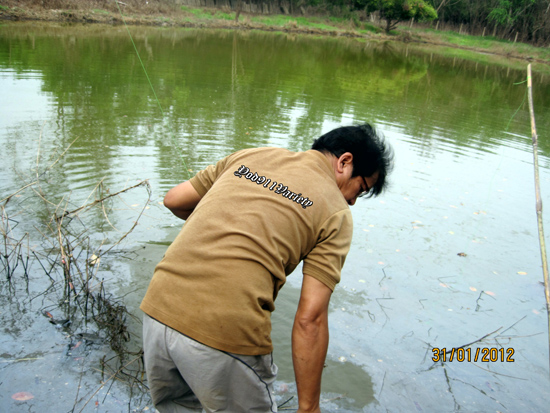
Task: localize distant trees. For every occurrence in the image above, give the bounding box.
[304,0,550,44]
[176,0,550,44]
[354,0,438,33]
[426,0,550,44]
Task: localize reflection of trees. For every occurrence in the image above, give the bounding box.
[1,23,549,184]
[394,48,549,162]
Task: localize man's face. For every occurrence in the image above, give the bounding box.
[338,168,379,206]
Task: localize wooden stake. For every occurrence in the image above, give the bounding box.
[527,64,550,376]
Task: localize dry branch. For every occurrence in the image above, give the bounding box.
[1,136,152,409]
[527,64,550,376]
[55,180,149,220]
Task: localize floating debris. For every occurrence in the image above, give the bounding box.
[88,254,100,266]
[42,311,71,328]
[11,392,34,401]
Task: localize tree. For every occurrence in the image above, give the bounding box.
[357,0,438,33]
[488,0,536,37]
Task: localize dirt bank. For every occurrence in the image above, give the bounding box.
[0,1,362,36]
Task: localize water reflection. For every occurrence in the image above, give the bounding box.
[2,24,549,192]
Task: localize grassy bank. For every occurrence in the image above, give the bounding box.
[1,0,549,66]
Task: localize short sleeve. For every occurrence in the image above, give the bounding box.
[189,155,232,197]
[302,209,353,291]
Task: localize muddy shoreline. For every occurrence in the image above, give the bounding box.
[0,6,361,35]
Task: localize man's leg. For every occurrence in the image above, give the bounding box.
[143,314,203,412]
[170,338,278,412]
[144,314,278,412]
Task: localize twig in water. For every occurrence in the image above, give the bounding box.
[55,180,149,221]
[475,290,496,312]
[277,396,294,408]
[378,370,386,398]
[499,315,527,336]
[78,354,141,413]
[468,359,527,380]
[0,181,39,205]
[45,135,81,173]
[455,327,503,349]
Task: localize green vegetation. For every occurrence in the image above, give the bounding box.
[251,15,339,31]
[357,0,438,33]
[215,11,235,20]
[181,5,235,21]
[245,13,380,34]
[416,26,550,63]
[181,5,213,19]
[333,0,550,45]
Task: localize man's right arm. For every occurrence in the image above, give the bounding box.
[163,181,203,220]
[292,275,332,413]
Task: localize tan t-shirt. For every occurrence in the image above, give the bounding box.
[140,147,353,355]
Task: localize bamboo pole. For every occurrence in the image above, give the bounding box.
[526,64,550,375]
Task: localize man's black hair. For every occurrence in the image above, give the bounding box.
[311,123,393,198]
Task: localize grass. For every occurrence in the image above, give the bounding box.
[248,14,385,35]
[250,14,342,31]
[359,22,382,34]
[181,5,212,19]
[214,11,235,20]
[180,6,234,21]
[413,26,550,63]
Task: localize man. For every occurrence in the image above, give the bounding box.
[141,124,393,412]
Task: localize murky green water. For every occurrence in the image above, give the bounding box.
[1,22,550,412]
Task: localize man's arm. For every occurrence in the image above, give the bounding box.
[292,275,333,413]
[163,181,203,220]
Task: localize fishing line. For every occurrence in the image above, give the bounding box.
[505,79,528,132]
[453,77,527,257]
[114,0,191,180]
[468,76,529,260]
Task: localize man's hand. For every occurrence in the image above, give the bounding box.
[163,181,202,220]
[292,275,332,413]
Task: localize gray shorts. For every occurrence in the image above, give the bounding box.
[142,314,278,413]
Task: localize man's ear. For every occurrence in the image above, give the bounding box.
[336,152,354,174]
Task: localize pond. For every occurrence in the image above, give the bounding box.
[1,22,550,412]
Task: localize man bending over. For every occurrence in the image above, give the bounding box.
[141,124,393,412]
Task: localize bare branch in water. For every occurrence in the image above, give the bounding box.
[1,136,152,410]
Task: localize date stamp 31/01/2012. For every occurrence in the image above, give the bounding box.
[432,347,515,362]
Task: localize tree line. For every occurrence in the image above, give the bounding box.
[319,0,550,44]
[189,0,549,45]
